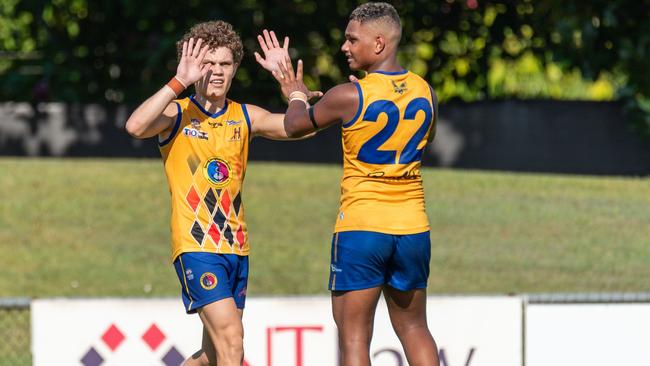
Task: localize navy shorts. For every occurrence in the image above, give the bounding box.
[328,231,431,291]
[173,252,249,313]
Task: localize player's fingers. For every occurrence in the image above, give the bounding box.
[270,69,284,83]
[283,36,289,50]
[182,40,188,58]
[308,90,323,99]
[254,52,264,64]
[257,35,269,53]
[270,30,280,48]
[296,59,304,81]
[284,55,295,80]
[263,29,273,49]
[193,38,203,57]
[201,63,210,76]
[277,61,288,80]
[198,44,209,62]
[188,38,195,56]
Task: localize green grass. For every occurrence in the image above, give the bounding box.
[1,158,649,298]
[0,306,30,366]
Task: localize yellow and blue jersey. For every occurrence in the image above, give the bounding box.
[334,70,437,235]
[159,95,252,261]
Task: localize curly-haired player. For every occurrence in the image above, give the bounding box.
[125,21,320,366]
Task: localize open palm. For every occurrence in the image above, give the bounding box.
[176,37,210,86]
[254,29,289,73]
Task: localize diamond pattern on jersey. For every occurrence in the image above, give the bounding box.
[236,226,245,249]
[223,224,234,245]
[232,192,242,216]
[187,154,200,175]
[207,222,221,245]
[204,188,217,214]
[213,206,227,231]
[186,186,201,212]
[190,221,205,245]
[220,189,231,217]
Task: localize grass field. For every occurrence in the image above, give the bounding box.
[1,158,649,298]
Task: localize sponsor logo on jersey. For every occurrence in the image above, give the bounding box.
[183,127,209,140]
[204,157,232,187]
[226,119,242,126]
[190,118,201,129]
[200,272,218,290]
[330,264,343,273]
[185,268,194,280]
[208,121,223,128]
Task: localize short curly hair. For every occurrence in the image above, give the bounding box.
[349,2,401,28]
[176,20,244,65]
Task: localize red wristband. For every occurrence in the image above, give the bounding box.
[166,77,187,97]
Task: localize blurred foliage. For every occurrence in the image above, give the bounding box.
[0,0,648,132]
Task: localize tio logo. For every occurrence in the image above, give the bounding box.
[266,325,324,366]
[372,347,476,366]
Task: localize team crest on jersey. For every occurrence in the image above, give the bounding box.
[183,127,208,140]
[200,272,218,290]
[392,80,407,94]
[204,157,232,187]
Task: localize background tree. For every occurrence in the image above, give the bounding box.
[1,0,648,132]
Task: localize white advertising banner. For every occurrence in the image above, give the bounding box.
[32,296,521,366]
[527,303,650,366]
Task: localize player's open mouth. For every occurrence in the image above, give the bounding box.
[210,80,224,85]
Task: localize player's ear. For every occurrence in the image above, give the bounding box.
[374,35,386,55]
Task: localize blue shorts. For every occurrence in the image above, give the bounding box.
[173,252,249,313]
[328,231,431,291]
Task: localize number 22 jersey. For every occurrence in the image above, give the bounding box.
[334,70,437,235]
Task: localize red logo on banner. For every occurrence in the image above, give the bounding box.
[266,325,324,366]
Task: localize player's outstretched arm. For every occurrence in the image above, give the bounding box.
[125,38,210,139]
[271,56,359,138]
[247,105,314,140]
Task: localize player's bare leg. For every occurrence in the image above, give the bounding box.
[384,286,439,366]
[184,298,244,366]
[184,327,216,366]
[332,287,383,366]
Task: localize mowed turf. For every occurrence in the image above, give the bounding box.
[1,158,649,298]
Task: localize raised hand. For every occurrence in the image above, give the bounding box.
[175,37,211,86]
[271,55,323,101]
[254,29,289,73]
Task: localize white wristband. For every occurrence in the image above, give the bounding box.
[289,98,309,108]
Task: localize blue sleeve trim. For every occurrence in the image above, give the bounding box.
[342,82,363,128]
[159,102,182,147]
[242,103,252,140]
